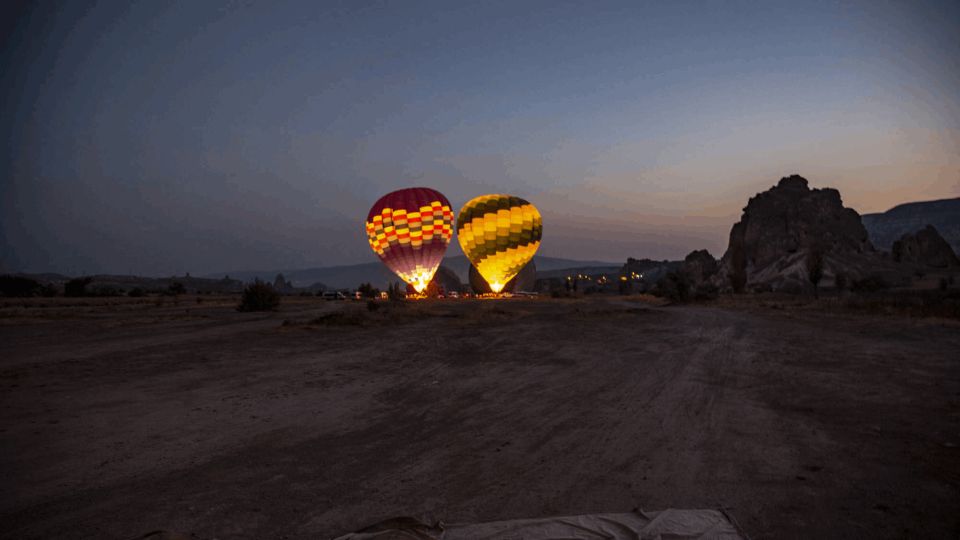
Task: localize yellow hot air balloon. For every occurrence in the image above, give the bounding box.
[457,194,542,293]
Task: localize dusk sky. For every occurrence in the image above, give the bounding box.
[2,0,958,276]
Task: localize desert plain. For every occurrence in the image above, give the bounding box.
[1,295,958,539]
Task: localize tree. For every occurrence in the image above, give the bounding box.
[357,282,380,298]
[806,247,824,299]
[273,273,292,292]
[384,281,402,300]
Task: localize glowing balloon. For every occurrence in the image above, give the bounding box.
[365,187,454,293]
[457,194,542,293]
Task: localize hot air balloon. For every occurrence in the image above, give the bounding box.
[457,194,542,293]
[365,187,454,293]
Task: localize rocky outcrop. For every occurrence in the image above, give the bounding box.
[891,225,960,268]
[715,175,895,292]
[680,250,718,284]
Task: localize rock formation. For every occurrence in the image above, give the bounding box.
[891,225,960,268]
[680,250,718,283]
[715,175,894,292]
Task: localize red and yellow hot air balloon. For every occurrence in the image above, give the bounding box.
[365,187,454,293]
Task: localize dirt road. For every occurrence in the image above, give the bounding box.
[1,297,958,539]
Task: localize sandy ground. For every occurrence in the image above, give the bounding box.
[1,295,958,539]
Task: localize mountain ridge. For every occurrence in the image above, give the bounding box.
[861,197,960,253]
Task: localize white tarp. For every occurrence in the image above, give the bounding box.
[333,509,746,540]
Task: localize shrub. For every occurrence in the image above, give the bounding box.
[751,283,773,294]
[39,283,58,297]
[693,282,719,301]
[237,279,281,312]
[164,282,186,296]
[652,271,691,302]
[128,287,146,297]
[65,277,93,297]
[0,275,42,297]
[851,275,889,293]
[310,311,366,326]
[367,300,380,312]
[91,286,122,297]
[835,273,848,292]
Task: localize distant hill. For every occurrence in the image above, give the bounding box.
[536,265,623,279]
[862,198,960,253]
[207,255,621,290]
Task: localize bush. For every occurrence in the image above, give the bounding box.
[64,277,93,297]
[128,287,146,297]
[91,286,122,297]
[851,275,889,293]
[39,284,58,297]
[164,282,186,296]
[835,273,848,292]
[693,282,719,301]
[367,300,380,312]
[0,275,42,297]
[652,272,691,302]
[238,279,281,312]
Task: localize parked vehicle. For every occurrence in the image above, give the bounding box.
[322,291,347,300]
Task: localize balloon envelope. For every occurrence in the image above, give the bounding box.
[469,259,537,294]
[457,194,542,293]
[365,187,454,293]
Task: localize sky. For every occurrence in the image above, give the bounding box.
[2,0,958,276]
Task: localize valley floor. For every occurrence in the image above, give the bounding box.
[1,295,958,539]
